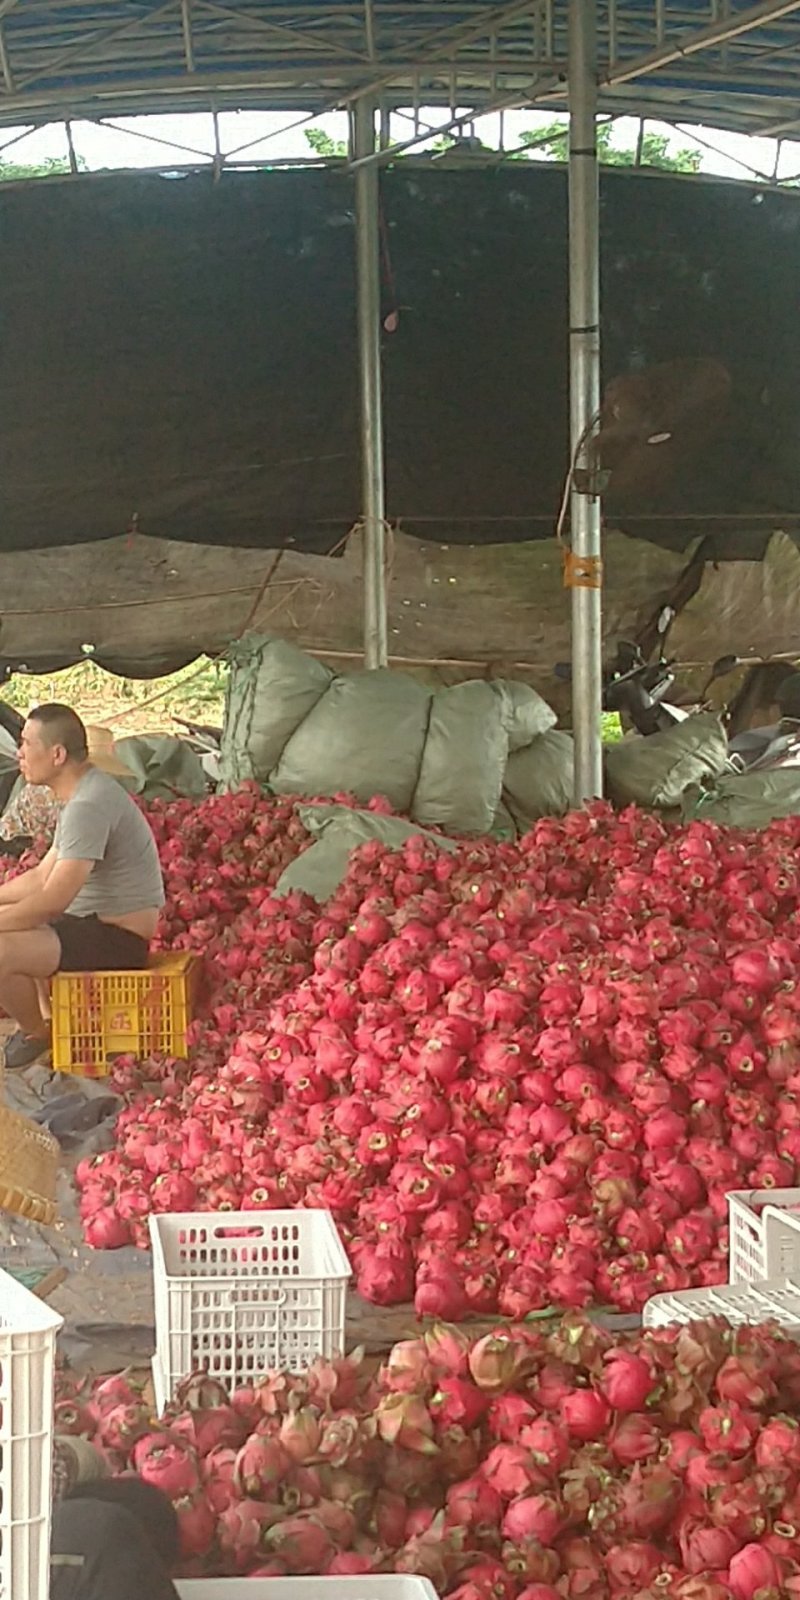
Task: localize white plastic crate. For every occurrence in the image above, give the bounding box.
[643,1278,800,1330]
[152,1351,169,1418]
[0,1267,63,1600]
[763,1204,800,1280]
[150,1209,351,1406]
[727,1187,800,1282]
[176,1580,438,1600]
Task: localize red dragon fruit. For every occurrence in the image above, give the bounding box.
[481,1444,544,1500]
[131,1432,200,1499]
[217,1499,280,1572]
[698,1401,761,1458]
[600,1349,655,1412]
[727,1542,783,1599]
[234,1434,290,1496]
[501,1493,565,1545]
[559,1389,611,1442]
[445,1476,504,1534]
[679,1516,740,1575]
[619,1464,682,1537]
[201,1446,239,1514]
[174,1491,216,1560]
[604,1542,663,1588]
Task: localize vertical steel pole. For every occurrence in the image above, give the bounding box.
[568,0,603,801]
[352,96,388,668]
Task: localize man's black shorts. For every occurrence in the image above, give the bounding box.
[51,914,149,973]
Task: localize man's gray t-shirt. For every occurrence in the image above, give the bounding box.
[54,767,165,918]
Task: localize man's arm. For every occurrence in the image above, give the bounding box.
[0,858,92,931]
[0,844,57,907]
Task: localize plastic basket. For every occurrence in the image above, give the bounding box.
[762,1205,800,1279]
[175,1581,438,1600]
[0,1266,63,1600]
[727,1187,800,1282]
[150,1209,352,1407]
[0,1105,59,1226]
[151,1351,169,1418]
[643,1278,800,1330]
[51,951,201,1076]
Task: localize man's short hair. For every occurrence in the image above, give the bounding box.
[27,704,88,762]
[777,673,800,722]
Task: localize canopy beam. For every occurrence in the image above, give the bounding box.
[352,95,389,669]
[347,86,549,169]
[568,0,603,803]
[603,0,800,87]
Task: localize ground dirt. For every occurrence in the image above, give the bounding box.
[4,658,228,738]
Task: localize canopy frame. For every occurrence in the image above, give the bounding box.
[567,0,603,800]
[2,3,800,136]
[5,0,800,765]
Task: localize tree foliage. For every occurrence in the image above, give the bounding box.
[303,119,702,173]
[0,155,84,181]
[304,128,347,159]
[513,120,702,172]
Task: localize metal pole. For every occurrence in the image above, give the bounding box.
[567,0,603,802]
[352,96,388,668]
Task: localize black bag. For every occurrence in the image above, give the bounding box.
[50,1500,180,1600]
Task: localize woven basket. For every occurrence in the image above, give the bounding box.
[0,1104,58,1225]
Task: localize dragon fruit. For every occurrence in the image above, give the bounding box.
[131,1432,200,1500]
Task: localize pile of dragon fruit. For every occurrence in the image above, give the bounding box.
[56,1315,800,1596]
[146,784,318,953]
[75,794,800,1316]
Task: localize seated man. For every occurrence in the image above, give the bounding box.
[0,703,164,1069]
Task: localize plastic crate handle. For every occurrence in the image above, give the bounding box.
[210,1223,281,1242]
[763,1205,800,1252]
[732,1188,800,1215]
[218,1285,288,1310]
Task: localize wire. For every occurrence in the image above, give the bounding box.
[237,548,285,637]
[554,409,602,546]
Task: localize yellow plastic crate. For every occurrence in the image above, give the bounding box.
[51,951,201,1077]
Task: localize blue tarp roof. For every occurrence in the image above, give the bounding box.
[1,2,800,137]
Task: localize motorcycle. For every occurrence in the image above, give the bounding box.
[601,644,800,773]
[602,640,690,736]
[0,699,23,822]
[172,716,223,784]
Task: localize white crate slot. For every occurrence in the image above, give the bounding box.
[176,1578,439,1600]
[727,1187,800,1283]
[150,1209,351,1407]
[643,1278,800,1330]
[0,1266,63,1600]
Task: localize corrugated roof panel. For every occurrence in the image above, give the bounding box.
[0,3,799,135]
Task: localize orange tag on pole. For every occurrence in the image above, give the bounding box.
[563,550,603,590]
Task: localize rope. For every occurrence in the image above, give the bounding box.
[237,548,286,638]
[378,198,399,330]
[554,409,603,547]
[555,409,604,594]
[92,659,224,728]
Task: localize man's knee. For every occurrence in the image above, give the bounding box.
[0,935,21,976]
[0,931,56,980]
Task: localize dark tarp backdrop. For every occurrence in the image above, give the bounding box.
[1,164,800,678]
[2,163,800,556]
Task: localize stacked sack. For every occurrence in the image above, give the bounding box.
[219,635,573,836]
